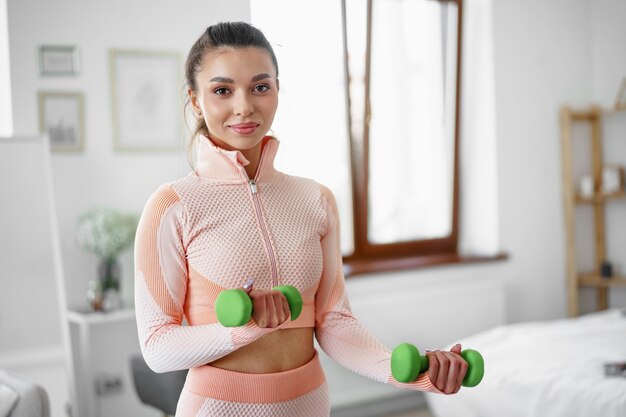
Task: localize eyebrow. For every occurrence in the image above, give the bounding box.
[209,73,272,84]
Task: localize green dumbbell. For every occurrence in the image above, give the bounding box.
[215,285,303,327]
[391,343,484,387]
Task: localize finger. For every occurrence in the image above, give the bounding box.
[265,293,278,327]
[282,293,290,321]
[252,293,267,327]
[450,343,462,354]
[434,351,449,393]
[277,291,290,323]
[426,351,439,387]
[248,289,262,299]
[454,354,468,393]
[272,291,287,324]
[445,353,460,394]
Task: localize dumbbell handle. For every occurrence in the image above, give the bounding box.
[391,343,484,387]
[215,285,303,327]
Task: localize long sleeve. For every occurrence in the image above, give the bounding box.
[134,184,287,373]
[314,185,442,393]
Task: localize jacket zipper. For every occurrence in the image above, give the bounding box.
[242,155,279,288]
[248,179,278,287]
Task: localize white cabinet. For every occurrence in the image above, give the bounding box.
[66,309,159,417]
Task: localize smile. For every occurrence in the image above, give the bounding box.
[230,123,259,135]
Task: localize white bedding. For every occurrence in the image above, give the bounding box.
[425,309,626,417]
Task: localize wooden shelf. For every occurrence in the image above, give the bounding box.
[569,106,626,120]
[575,190,626,204]
[578,274,626,288]
[561,105,626,316]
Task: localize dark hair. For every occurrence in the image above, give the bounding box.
[183,21,279,168]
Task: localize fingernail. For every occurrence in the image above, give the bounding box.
[243,277,254,291]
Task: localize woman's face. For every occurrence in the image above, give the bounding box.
[190,47,279,152]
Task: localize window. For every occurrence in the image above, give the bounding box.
[344,0,463,273]
[252,0,469,276]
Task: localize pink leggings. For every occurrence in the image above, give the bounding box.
[175,349,330,417]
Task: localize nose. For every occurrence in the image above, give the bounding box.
[233,92,254,117]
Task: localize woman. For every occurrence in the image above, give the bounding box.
[134,21,467,417]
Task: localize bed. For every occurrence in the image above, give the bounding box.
[425,308,626,417]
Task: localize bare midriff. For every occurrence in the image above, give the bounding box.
[210,327,315,373]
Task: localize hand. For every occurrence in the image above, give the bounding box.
[242,283,290,328]
[426,343,468,394]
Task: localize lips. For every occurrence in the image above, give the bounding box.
[230,122,259,135]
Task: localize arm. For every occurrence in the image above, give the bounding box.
[134,184,283,373]
[314,185,442,393]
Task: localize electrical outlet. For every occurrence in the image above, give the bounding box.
[95,373,124,396]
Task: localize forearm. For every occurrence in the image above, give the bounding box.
[135,271,281,373]
[139,320,276,373]
[316,311,441,393]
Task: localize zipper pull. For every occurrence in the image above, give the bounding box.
[249,179,257,194]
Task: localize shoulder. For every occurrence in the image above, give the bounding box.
[139,180,188,227]
[277,173,336,201]
[144,181,183,208]
[144,173,204,208]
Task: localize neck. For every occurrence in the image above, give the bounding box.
[208,134,264,179]
[241,145,262,180]
[195,134,279,182]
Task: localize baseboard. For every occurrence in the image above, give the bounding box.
[331,391,427,417]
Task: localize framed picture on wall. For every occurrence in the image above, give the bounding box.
[39,45,80,76]
[38,91,85,152]
[109,49,183,152]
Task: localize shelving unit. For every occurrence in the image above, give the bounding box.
[560,105,626,317]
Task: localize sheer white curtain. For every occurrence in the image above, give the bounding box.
[367,0,456,244]
[458,0,500,256]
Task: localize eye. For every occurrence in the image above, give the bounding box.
[213,87,230,95]
[253,84,270,93]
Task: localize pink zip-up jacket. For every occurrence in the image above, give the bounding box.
[134,134,440,393]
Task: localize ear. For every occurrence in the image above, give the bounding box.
[188,89,202,117]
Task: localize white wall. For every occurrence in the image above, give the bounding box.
[493,0,589,322]
[591,0,626,106]
[586,0,626,312]
[0,0,12,135]
[8,0,250,313]
[493,0,626,321]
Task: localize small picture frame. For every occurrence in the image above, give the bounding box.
[615,78,626,110]
[109,49,183,151]
[38,91,85,152]
[39,45,80,76]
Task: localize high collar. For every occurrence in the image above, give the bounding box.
[194,134,280,182]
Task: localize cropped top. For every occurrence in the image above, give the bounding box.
[134,134,440,393]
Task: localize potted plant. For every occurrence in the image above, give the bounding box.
[75,206,139,311]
